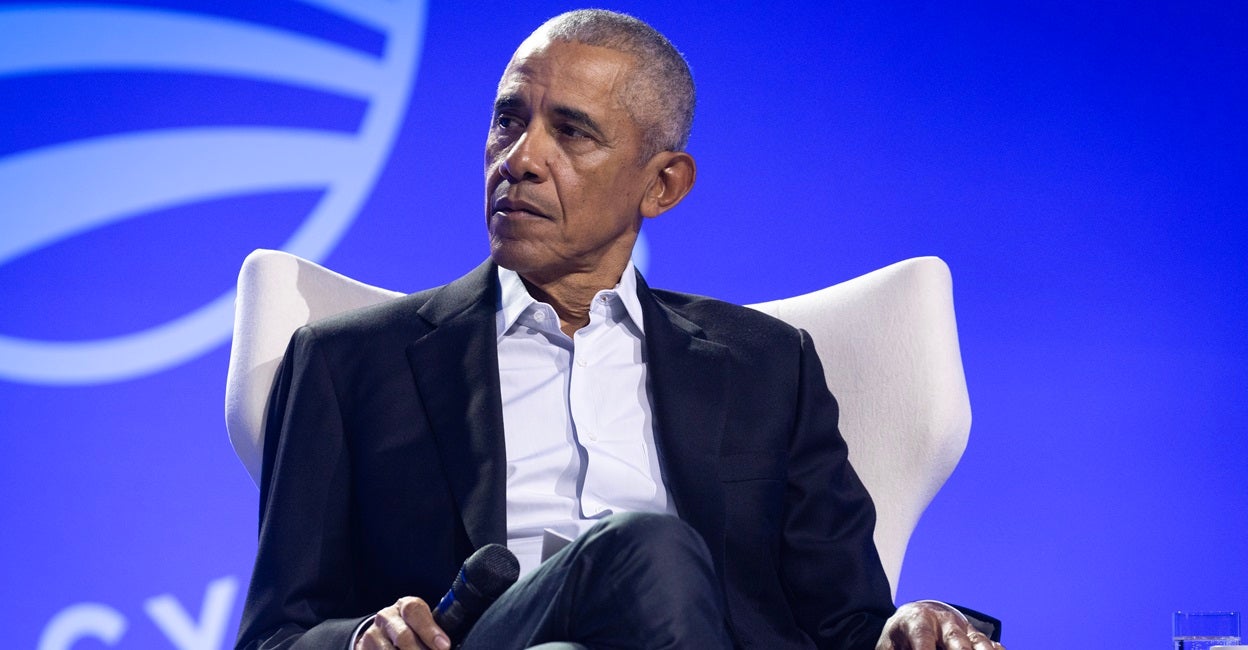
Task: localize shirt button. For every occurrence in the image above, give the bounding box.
[586,431,598,441]
[576,357,587,367]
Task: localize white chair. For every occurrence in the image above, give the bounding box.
[225,249,970,599]
[748,257,971,597]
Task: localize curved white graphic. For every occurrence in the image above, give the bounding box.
[0,1,427,384]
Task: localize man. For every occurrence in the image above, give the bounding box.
[237,10,1004,650]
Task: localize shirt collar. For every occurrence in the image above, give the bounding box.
[496,265,536,339]
[613,260,646,335]
[495,261,646,340]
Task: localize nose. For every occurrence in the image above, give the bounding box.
[499,129,546,183]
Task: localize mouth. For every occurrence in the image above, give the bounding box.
[491,192,551,220]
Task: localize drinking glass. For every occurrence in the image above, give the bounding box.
[1173,612,1241,650]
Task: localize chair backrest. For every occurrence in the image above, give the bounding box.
[224,249,403,485]
[224,249,970,598]
[748,256,970,597]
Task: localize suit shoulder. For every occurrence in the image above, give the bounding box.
[299,284,441,342]
[649,288,803,345]
[300,260,493,344]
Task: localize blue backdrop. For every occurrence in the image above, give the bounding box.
[2,1,1245,647]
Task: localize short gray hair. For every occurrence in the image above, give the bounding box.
[536,9,695,159]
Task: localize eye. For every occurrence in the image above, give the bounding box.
[494,114,524,132]
[557,123,592,140]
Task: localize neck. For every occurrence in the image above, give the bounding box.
[520,262,629,337]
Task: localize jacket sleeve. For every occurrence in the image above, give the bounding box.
[235,326,369,650]
[782,329,896,650]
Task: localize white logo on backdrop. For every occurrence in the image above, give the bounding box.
[0,1,427,385]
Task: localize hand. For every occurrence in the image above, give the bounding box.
[356,596,452,650]
[876,601,1005,650]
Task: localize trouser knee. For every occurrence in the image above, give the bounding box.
[581,512,714,578]
[461,512,731,650]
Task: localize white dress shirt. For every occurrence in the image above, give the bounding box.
[495,262,675,576]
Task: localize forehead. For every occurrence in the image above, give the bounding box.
[496,38,637,114]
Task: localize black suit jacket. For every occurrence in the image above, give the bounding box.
[236,261,895,649]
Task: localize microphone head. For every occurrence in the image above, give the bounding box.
[433,543,520,640]
[462,543,520,598]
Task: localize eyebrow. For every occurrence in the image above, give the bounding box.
[552,105,602,136]
[493,94,525,115]
[493,94,606,138]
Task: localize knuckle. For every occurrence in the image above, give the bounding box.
[397,596,430,619]
[903,613,931,633]
[393,628,418,646]
[941,626,968,649]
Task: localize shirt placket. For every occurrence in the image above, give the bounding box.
[569,293,613,519]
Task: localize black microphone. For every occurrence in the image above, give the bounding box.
[432,543,520,643]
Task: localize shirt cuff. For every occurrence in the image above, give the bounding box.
[348,615,376,649]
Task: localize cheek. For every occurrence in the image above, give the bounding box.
[595,170,645,209]
[558,185,600,222]
[484,136,508,169]
[483,148,501,173]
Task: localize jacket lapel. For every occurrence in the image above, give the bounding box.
[402,263,733,562]
[637,274,732,572]
[406,261,508,550]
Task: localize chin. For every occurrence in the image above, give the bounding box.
[489,241,540,274]
[490,243,573,283]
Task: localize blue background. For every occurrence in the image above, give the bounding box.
[2,1,1246,647]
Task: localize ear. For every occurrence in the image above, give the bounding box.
[640,151,696,218]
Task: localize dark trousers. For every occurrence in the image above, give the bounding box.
[460,512,733,650]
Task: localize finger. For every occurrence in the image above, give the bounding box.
[372,601,425,650]
[397,597,451,650]
[965,630,997,650]
[358,621,396,650]
[384,618,426,650]
[896,613,936,650]
[943,619,999,650]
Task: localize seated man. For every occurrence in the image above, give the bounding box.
[236,9,1004,650]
